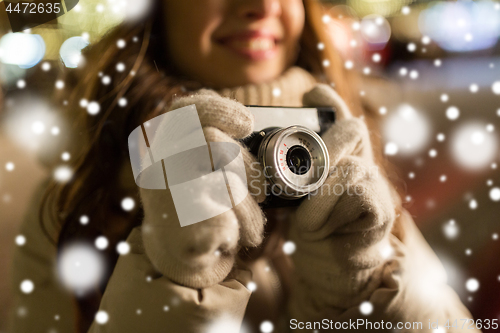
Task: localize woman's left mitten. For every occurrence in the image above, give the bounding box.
[288,85,398,318]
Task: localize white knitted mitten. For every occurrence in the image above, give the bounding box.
[288,84,398,320]
[140,90,266,289]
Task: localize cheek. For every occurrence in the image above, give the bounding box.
[282,0,305,56]
[199,17,224,56]
[164,2,224,62]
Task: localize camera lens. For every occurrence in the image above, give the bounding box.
[286,145,311,175]
[257,125,329,199]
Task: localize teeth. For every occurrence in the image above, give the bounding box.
[229,38,275,51]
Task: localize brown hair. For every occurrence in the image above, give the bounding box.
[40,0,397,331]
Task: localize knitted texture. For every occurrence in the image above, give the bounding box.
[139,67,317,289]
[287,84,398,320]
[217,66,317,106]
[140,90,267,289]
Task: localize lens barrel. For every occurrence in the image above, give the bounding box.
[257,126,330,199]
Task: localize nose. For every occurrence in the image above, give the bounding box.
[235,0,282,20]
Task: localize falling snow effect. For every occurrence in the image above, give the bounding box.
[206,315,243,333]
[118,98,128,107]
[359,301,374,315]
[87,102,101,115]
[15,235,26,246]
[58,243,105,295]
[5,162,15,171]
[443,220,459,239]
[20,280,34,294]
[1,2,500,327]
[95,311,109,325]
[489,187,500,201]
[121,197,135,211]
[54,166,73,183]
[492,81,500,95]
[95,236,109,250]
[466,278,480,292]
[80,215,89,225]
[384,104,430,155]
[260,320,274,333]
[55,80,65,90]
[117,39,126,48]
[102,76,111,85]
[116,62,126,72]
[246,281,257,292]
[469,199,478,210]
[384,142,398,155]
[116,241,131,255]
[61,152,71,161]
[446,106,460,120]
[282,241,296,255]
[451,122,497,170]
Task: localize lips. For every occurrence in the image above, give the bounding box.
[228,37,276,52]
[216,31,281,60]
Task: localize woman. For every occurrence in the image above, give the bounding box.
[9,0,478,332]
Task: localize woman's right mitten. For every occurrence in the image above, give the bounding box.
[139,90,267,289]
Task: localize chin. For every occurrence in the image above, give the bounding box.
[209,63,285,88]
[244,67,283,84]
[243,58,287,81]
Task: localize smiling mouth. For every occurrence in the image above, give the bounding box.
[217,35,280,60]
[227,37,276,51]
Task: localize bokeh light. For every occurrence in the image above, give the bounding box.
[282,241,296,255]
[15,235,26,246]
[419,1,500,52]
[2,96,64,153]
[384,104,430,155]
[121,0,153,22]
[206,315,247,333]
[450,122,498,170]
[0,33,46,68]
[260,320,274,333]
[95,310,109,324]
[57,242,106,295]
[465,278,480,292]
[95,236,109,250]
[360,14,391,49]
[53,166,73,183]
[246,281,257,292]
[20,280,34,294]
[116,241,130,255]
[121,197,135,211]
[359,301,373,315]
[59,37,90,68]
[443,220,459,239]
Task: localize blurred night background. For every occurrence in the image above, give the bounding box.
[1,0,500,332]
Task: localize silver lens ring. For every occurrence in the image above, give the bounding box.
[257,125,330,198]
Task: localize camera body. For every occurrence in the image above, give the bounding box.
[243,106,336,208]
